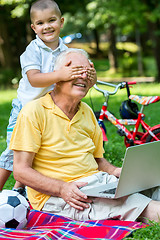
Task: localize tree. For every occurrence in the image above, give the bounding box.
[141,0,160,82]
[0,0,32,70]
[1,0,160,81]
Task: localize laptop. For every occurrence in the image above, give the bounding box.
[81,141,160,199]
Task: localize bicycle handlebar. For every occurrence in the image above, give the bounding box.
[94,80,136,96]
[127,81,137,85]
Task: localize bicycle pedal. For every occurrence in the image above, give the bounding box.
[126,138,134,146]
[117,129,126,136]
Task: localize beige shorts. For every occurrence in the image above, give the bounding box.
[42,172,153,221]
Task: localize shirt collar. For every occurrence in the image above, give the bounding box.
[36,35,65,52]
[41,92,83,122]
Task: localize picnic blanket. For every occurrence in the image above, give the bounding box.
[0,209,146,240]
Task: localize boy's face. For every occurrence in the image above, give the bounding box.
[31,8,64,50]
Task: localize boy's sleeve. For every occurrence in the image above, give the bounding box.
[20,41,41,74]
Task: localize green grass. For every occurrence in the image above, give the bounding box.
[127,220,160,239]
[1,83,160,238]
[0,89,17,189]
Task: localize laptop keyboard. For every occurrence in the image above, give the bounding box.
[100,188,116,194]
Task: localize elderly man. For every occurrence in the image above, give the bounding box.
[10,48,160,223]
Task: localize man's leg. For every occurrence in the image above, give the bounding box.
[0,168,12,190]
[139,200,160,223]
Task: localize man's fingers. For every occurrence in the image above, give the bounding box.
[67,198,90,210]
[75,181,88,188]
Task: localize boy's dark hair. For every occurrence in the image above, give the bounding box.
[30,0,62,22]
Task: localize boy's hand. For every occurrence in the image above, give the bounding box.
[86,62,97,87]
[55,60,97,87]
[56,61,87,82]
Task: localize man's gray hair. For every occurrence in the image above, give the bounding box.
[54,48,90,70]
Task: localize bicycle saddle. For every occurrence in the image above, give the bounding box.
[129,95,160,105]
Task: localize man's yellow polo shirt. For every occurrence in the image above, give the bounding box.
[10,93,104,210]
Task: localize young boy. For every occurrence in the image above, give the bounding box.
[0,0,96,196]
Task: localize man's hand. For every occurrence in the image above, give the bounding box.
[59,181,92,210]
[111,167,122,178]
[96,158,122,178]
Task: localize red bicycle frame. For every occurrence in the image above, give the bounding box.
[95,81,160,147]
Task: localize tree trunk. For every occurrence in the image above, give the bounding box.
[0,13,13,68]
[135,28,144,76]
[148,21,160,82]
[93,28,101,54]
[107,24,118,72]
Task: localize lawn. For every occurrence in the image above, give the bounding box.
[0,82,160,238]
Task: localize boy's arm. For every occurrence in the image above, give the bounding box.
[27,65,86,88]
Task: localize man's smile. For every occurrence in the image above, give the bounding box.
[73,83,86,88]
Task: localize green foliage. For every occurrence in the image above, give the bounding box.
[0,0,32,18]
[1,0,160,81]
[0,68,20,87]
[126,220,160,239]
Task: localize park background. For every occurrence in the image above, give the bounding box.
[0,0,160,85]
[0,1,160,238]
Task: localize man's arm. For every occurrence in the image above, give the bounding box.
[95,157,121,178]
[13,150,91,210]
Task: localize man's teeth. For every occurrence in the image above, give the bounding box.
[75,83,85,87]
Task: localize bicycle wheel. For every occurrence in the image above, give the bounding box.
[146,128,160,142]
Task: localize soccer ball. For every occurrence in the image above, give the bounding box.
[0,189,29,229]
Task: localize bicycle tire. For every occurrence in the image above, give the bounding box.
[146,128,160,142]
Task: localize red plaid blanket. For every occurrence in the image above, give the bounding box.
[0,209,146,239]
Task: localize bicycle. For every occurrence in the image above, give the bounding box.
[93,80,160,147]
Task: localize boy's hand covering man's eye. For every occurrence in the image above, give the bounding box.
[85,62,97,87]
[56,61,87,82]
